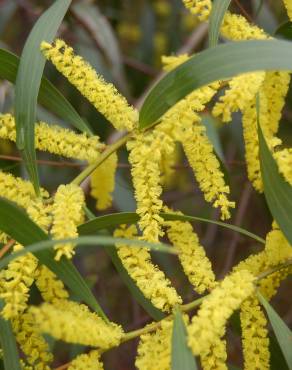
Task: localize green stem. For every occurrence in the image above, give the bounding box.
[71,133,131,185]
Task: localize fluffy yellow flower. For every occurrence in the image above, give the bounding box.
[68,350,104,370]
[35,265,69,303]
[90,153,118,210]
[30,299,124,349]
[283,0,292,21]
[200,338,228,370]
[212,72,265,123]
[114,225,182,312]
[240,297,270,370]
[183,0,212,21]
[41,39,138,131]
[274,148,292,185]
[161,54,190,72]
[0,114,103,162]
[188,270,255,355]
[51,184,85,260]
[127,131,165,242]
[0,244,38,319]
[165,213,216,293]
[12,311,53,369]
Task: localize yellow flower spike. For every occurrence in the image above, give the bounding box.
[12,310,53,369]
[51,184,85,260]
[41,39,138,131]
[274,148,292,186]
[200,338,228,370]
[90,152,118,210]
[182,0,212,21]
[283,0,292,21]
[160,144,180,190]
[35,265,69,303]
[0,114,104,162]
[164,211,217,293]
[114,225,182,312]
[240,297,270,370]
[127,131,166,242]
[187,270,255,356]
[29,300,124,349]
[0,244,38,319]
[161,54,190,72]
[212,72,265,123]
[68,350,104,370]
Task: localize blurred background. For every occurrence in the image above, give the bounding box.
[0,0,292,369]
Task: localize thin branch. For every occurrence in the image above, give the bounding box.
[0,239,14,259]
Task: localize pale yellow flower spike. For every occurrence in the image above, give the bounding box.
[200,338,228,370]
[68,350,104,370]
[35,265,69,304]
[90,153,118,210]
[114,225,182,312]
[183,0,212,21]
[41,39,138,131]
[188,270,255,356]
[30,300,124,349]
[240,297,270,370]
[51,184,85,260]
[282,0,292,21]
[161,54,190,72]
[127,131,165,242]
[165,213,217,293]
[0,114,104,163]
[274,148,292,186]
[12,311,53,369]
[0,244,38,319]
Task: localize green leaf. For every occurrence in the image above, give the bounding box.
[275,22,292,40]
[0,48,91,135]
[0,197,106,319]
[139,39,292,128]
[258,117,292,245]
[0,300,21,370]
[208,0,231,47]
[258,293,292,369]
[171,309,197,370]
[15,0,71,194]
[78,211,265,244]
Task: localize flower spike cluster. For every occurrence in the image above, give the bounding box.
[68,351,104,370]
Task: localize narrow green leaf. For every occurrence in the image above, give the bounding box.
[0,197,106,319]
[208,0,231,47]
[0,48,91,134]
[171,309,197,370]
[275,22,292,40]
[0,300,21,370]
[78,212,265,244]
[258,293,292,369]
[258,116,292,245]
[139,40,292,128]
[15,0,71,193]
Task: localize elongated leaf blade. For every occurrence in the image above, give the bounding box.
[209,0,231,47]
[275,21,292,40]
[0,48,91,134]
[0,300,21,370]
[258,293,292,369]
[258,124,292,245]
[15,0,71,193]
[0,197,106,318]
[171,310,197,370]
[139,40,292,128]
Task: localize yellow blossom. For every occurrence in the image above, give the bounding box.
[161,54,190,72]
[68,350,104,370]
[12,311,53,369]
[115,225,182,312]
[188,270,255,356]
[274,148,292,185]
[283,0,292,21]
[200,338,228,370]
[90,153,118,210]
[165,212,216,293]
[35,265,69,303]
[41,39,138,131]
[29,299,124,349]
[160,144,180,190]
[0,114,104,162]
[153,1,171,17]
[51,184,85,260]
[117,23,141,43]
[0,244,38,319]
[183,0,212,21]
[240,297,270,370]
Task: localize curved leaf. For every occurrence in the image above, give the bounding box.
[0,48,91,135]
[15,0,71,193]
[208,0,232,47]
[139,40,292,128]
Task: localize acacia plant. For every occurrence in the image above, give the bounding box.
[0,0,292,369]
